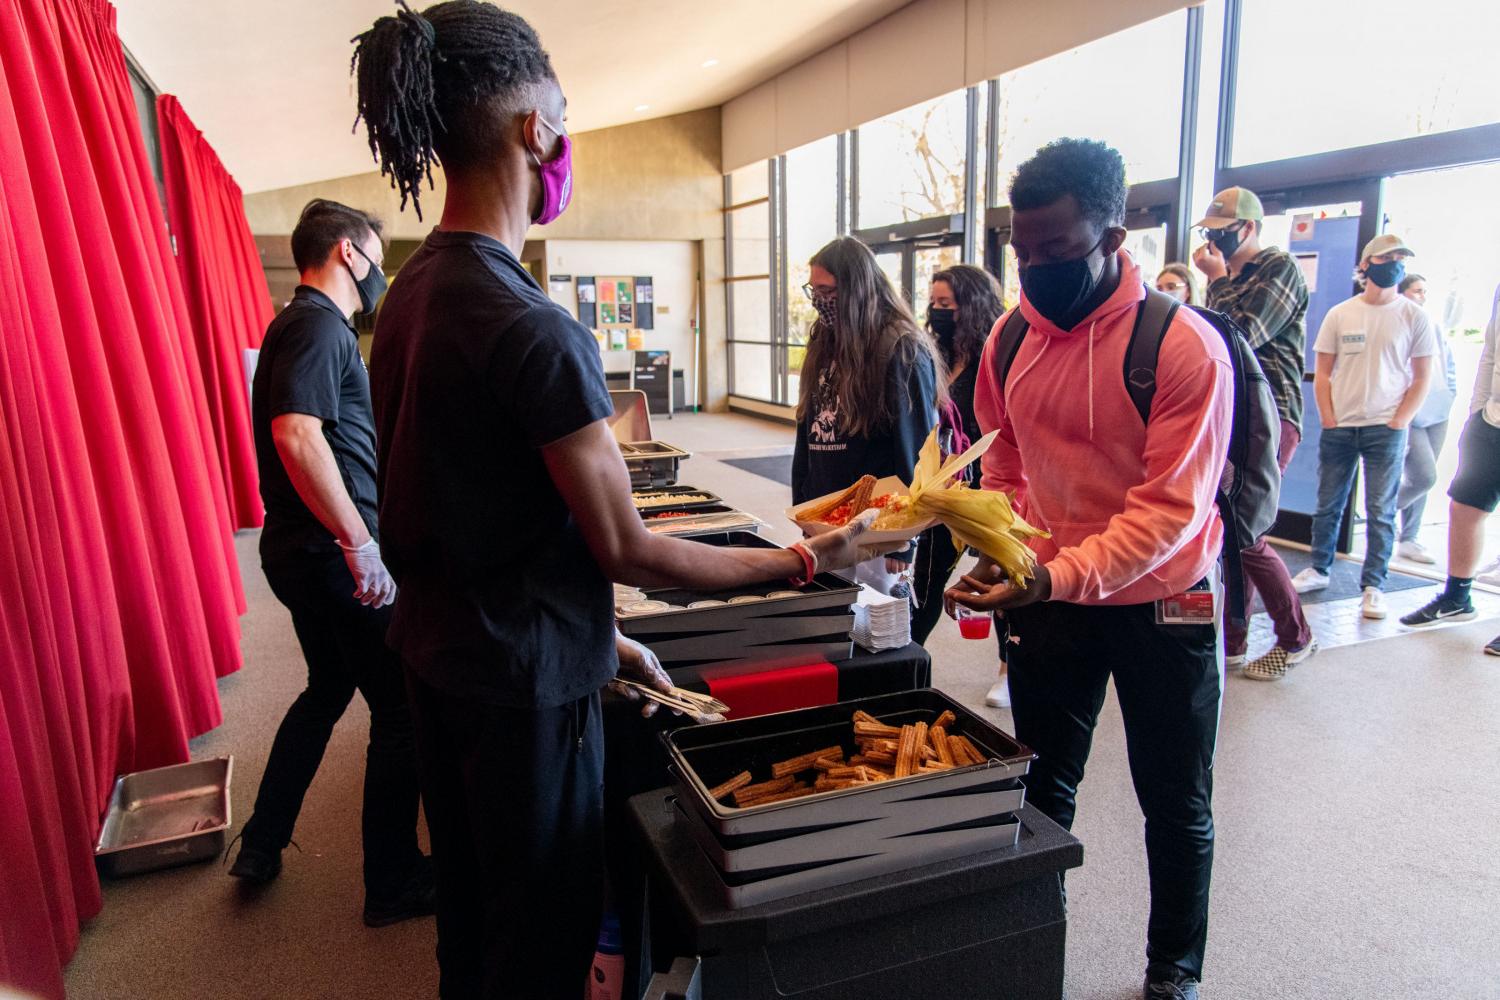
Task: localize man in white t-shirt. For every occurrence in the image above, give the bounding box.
[1400,282,1500,652]
[1292,234,1436,619]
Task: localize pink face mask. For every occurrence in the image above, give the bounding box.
[530,114,573,225]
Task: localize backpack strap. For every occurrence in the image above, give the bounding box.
[991,307,1030,401]
[1122,287,1182,423]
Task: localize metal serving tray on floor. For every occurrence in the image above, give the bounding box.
[95,757,233,877]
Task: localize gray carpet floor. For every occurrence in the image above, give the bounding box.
[63,415,1500,999]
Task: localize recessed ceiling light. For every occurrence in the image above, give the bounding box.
[701,58,719,68]
[634,104,650,112]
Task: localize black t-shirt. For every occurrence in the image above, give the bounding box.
[252,285,379,565]
[370,230,616,709]
[791,343,937,562]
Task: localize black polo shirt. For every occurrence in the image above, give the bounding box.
[252,285,378,565]
[370,230,616,709]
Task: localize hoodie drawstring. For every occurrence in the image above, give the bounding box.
[1087,321,1097,441]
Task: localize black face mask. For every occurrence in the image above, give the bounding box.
[1207,222,1246,260]
[928,307,957,356]
[1019,236,1106,329]
[347,243,388,315]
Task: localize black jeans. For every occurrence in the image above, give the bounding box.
[1005,597,1221,984]
[243,551,423,895]
[911,526,961,645]
[407,671,605,1000]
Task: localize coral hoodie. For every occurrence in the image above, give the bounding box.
[975,252,1232,606]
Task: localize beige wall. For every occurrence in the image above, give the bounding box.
[242,108,722,240]
[242,108,729,409]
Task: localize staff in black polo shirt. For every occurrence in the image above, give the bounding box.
[231,198,432,929]
[350,5,885,997]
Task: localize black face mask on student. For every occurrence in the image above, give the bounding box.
[928,308,957,355]
[1020,236,1106,329]
[347,243,388,315]
[1207,221,1246,260]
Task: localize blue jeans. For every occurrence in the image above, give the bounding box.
[1311,424,1409,588]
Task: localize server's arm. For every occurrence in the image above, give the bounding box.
[543,419,885,590]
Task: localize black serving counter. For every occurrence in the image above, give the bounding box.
[627,790,1083,1000]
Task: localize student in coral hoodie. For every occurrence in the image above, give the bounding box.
[948,139,1231,1000]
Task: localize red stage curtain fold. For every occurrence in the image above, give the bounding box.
[155,94,270,531]
[0,0,250,995]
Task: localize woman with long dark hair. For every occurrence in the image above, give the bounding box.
[910,267,1007,694]
[793,237,943,592]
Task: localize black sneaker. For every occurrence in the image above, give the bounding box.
[1399,594,1477,628]
[1143,979,1199,1000]
[363,857,436,928]
[1484,635,1500,657]
[227,842,282,884]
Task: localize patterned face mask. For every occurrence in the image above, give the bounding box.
[812,293,838,328]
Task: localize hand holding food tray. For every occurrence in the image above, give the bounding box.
[787,428,1050,584]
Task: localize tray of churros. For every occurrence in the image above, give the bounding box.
[663,689,1033,838]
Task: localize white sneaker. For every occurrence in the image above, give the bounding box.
[1396,540,1437,564]
[1225,653,1247,671]
[985,676,1011,709]
[1291,567,1331,593]
[1476,558,1500,587]
[1361,586,1387,620]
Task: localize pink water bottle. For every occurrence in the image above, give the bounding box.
[587,912,625,1000]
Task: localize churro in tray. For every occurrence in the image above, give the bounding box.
[708,708,994,809]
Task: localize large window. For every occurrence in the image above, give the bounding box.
[856,91,969,228]
[992,11,1186,201]
[785,137,840,400]
[1232,0,1500,166]
[725,161,775,402]
[722,0,1500,417]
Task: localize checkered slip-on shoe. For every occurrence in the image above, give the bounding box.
[1243,646,1291,681]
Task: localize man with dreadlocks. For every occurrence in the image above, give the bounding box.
[350,3,885,995]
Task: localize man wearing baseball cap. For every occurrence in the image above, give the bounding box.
[1293,234,1437,621]
[1193,187,1316,681]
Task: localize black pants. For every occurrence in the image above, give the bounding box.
[911,527,961,645]
[243,552,423,895]
[1005,597,1221,984]
[407,671,605,1000]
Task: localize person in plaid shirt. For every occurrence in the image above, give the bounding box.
[1194,187,1317,681]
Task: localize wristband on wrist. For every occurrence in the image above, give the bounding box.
[788,541,817,588]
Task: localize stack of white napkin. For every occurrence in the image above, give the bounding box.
[850,584,910,652]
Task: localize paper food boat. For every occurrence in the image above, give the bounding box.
[786,476,937,547]
[786,430,1000,547]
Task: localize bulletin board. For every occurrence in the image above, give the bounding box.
[576,276,597,329]
[595,276,635,328]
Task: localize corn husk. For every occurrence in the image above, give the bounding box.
[899,429,1050,585]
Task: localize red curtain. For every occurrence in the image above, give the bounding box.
[155,94,270,531]
[0,0,248,995]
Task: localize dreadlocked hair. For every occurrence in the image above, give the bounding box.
[351,1,556,220]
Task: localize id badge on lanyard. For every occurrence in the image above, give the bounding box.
[1155,577,1217,626]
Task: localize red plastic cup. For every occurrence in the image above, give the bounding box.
[956,606,992,640]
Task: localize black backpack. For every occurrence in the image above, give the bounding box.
[993,287,1282,624]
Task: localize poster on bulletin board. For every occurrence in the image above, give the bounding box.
[596,276,635,328]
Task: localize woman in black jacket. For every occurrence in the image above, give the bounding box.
[792,237,942,593]
[910,265,1009,701]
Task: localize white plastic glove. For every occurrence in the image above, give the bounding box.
[612,631,674,718]
[804,509,893,573]
[337,538,397,609]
